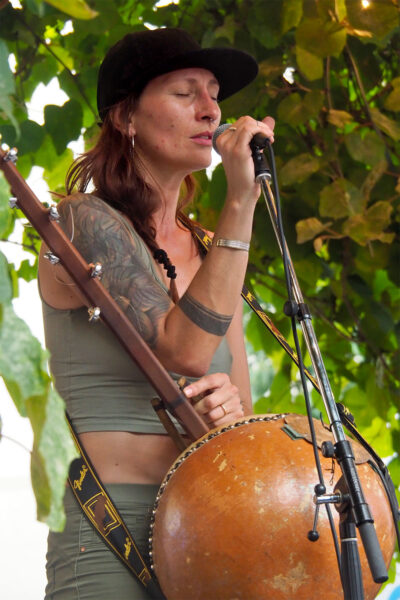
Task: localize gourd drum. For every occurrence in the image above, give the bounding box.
[150,414,396,600]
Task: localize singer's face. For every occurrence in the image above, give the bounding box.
[129,68,221,175]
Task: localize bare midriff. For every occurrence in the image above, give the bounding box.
[79,431,183,484]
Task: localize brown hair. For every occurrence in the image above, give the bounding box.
[65,95,197,301]
[66,95,197,254]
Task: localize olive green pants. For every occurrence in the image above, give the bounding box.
[45,483,159,599]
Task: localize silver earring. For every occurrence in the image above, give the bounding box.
[131,135,135,150]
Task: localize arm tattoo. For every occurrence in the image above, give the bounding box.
[178,292,232,336]
[58,194,171,348]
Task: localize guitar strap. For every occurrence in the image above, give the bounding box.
[66,413,167,600]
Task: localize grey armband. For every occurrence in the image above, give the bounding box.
[178,292,233,336]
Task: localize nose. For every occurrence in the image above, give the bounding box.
[196,90,220,124]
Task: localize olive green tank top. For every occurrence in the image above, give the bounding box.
[41,200,232,435]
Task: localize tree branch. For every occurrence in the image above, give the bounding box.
[345,44,395,170]
[14,11,97,120]
[1,238,39,254]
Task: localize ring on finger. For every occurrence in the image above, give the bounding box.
[221,403,228,417]
[228,126,237,132]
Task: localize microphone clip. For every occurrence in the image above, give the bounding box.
[250,139,271,182]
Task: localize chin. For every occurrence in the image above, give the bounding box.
[190,154,213,172]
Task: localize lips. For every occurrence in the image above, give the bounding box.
[190,131,213,145]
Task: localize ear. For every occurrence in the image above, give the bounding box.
[109,104,134,137]
[128,117,136,138]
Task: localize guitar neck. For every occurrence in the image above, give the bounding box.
[0,147,208,441]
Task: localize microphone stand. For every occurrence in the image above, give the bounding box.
[251,140,388,599]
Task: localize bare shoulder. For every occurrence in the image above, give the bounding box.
[38,193,134,310]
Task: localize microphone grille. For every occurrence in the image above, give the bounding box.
[212,123,231,154]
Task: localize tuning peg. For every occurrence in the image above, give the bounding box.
[48,205,60,221]
[90,263,103,279]
[44,251,60,265]
[3,147,18,164]
[88,306,101,322]
[9,197,18,208]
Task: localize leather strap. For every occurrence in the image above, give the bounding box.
[66,414,166,600]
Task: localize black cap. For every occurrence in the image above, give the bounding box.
[97,28,258,121]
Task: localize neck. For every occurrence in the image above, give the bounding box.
[136,154,189,237]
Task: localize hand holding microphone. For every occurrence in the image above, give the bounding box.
[212,116,275,154]
[212,116,275,185]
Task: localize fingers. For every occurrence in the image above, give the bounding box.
[262,116,275,142]
[217,115,275,151]
[183,372,229,399]
[184,372,245,428]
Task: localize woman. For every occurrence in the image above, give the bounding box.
[39,28,275,599]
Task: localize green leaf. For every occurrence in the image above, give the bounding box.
[43,146,74,192]
[327,109,354,128]
[0,40,15,97]
[28,387,77,529]
[0,40,18,132]
[208,163,227,214]
[0,250,12,303]
[296,17,347,58]
[361,159,388,204]
[17,258,38,283]
[383,76,400,113]
[296,217,331,243]
[0,303,77,529]
[345,129,386,165]
[0,172,13,238]
[277,93,305,126]
[303,90,324,119]
[370,107,400,142]
[43,0,99,20]
[343,201,394,245]
[44,99,83,155]
[282,0,303,34]
[214,15,236,45]
[364,201,393,234]
[17,120,46,156]
[280,153,320,186]
[296,46,323,81]
[335,0,347,22]
[384,86,400,112]
[0,304,49,415]
[345,0,399,40]
[360,416,394,458]
[247,0,282,49]
[319,178,364,219]
[48,45,75,72]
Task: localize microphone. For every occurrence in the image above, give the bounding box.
[212,123,271,181]
[212,123,269,154]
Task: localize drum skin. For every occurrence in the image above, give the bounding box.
[151,414,396,600]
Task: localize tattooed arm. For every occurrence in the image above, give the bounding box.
[55,194,172,349]
[44,190,249,377]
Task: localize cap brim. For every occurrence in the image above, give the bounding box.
[133,47,258,102]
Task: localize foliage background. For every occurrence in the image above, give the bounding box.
[0,0,399,589]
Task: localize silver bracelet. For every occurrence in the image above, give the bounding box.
[215,238,250,252]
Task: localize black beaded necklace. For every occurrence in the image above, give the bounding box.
[153,248,177,280]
